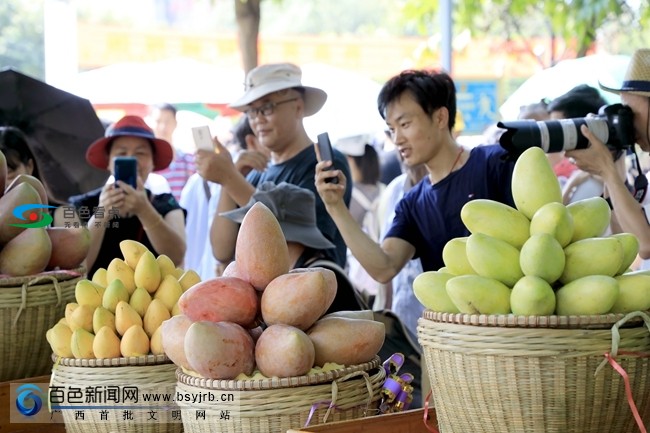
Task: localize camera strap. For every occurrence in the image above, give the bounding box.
[632,149,648,203]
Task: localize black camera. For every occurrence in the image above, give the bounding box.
[497,103,635,156]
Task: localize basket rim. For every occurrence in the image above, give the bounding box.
[422,310,649,328]
[0,267,86,287]
[52,353,172,367]
[176,356,381,390]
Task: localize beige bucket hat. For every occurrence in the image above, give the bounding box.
[600,49,650,97]
[229,63,327,117]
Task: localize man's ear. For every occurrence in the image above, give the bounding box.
[435,107,449,129]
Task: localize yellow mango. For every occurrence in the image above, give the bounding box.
[555,275,619,316]
[460,199,530,248]
[510,275,555,316]
[68,304,94,333]
[129,287,152,317]
[560,237,623,284]
[520,233,565,284]
[91,268,108,288]
[134,250,161,294]
[530,202,574,247]
[119,239,150,270]
[102,278,130,313]
[178,269,201,292]
[120,325,150,357]
[71,328,95,359]
[46,322,73,358]
[446,275,511,314]
[412,271,459,313]
[466,233,523,287]
[115,301,143,337]
[442,237,475,276]
[92,306,116,334]
[106,258,136,294]
[611,233,640,275]
[64,302,78,326]
[75,279,105,308]
[93,326,122,359]
[156,254,176,279]
[566,197,611,242]
[511,146,562,219]
[150,325,165,356]
[171,302,182,316]
[144,299,171,338]
[172,267,185,279]
[610,274,650,313]
[154,275,183,311]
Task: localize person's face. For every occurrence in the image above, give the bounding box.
[108,136,154,182]
[385,92,444,167]
[5,159,33,185]
[151,108,177,143]
[245,90,303,153]
[621,93,650,152]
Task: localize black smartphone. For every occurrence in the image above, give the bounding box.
[113,156,137,188]
[316,132,338,184]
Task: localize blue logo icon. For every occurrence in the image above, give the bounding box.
[15,384,43,416]
[9,204,56,228]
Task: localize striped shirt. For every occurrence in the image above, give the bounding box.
[155,149,196,202]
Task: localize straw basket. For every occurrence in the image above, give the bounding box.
[176,356,386,433]
[50,354,182,433]
[0,268,84,381]
[417,311,650,433]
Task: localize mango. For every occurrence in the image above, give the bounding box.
[461,199,530,248]
[178,269,201,292]
[529,202,574,247]
[446,275,511,314]
[610,274,650,313]
[322,310,375,321]
[611,233,640,275]
[106,258,136,294]
[154,275,183,311]
[120,325,150,357]
[46,322,73,358]
[93,326,122,359]
[71,328,95,359]
[161,315,193,369]
[466,233,523,287]
[144,299,171,338]
[520,233,565,284]
[68,304,94,333]
[119,239,150,270]
[412,271,459,313]
[156,254,176,279]
[133,250,161,294]
[4,174,48,205]
[221,261,242,278]
[102,279,130,313]
[172,267,185,279]
[510,276,556,316]
[235,202,291,290]
[91,268,108,287]
[178,277,258,326]
[560,237,623,284]
[307,317,385,367]
[171,303,181,316]
[46,227,91,270]
[0,227,52,276]
[511,146,562,219]
[0,182,41,245]
[150,325,165,355]
[442,237,474,276]
[115,301,143,336]
[75,279,105,308]
[64,302,78,326]
[263,268,337,330]
[555,275,619,316]
[92,306,116,334]
[566,197,611,242]
[129,287,152,317]
[255,324,315,377]
[184,321,255,379]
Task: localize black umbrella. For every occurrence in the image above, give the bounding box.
[0,67,108,203]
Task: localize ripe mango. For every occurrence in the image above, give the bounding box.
[611,233,640,275]
[46,322,73,358]
[71,328,95,359]
[255,324,315,377]
[461,199,530,248]
[102,279,130,313]
[178,269,201,292]
[511,146,562,219]
[0,227,52,276]
[106,258,136,294]
[221,261,242,278]
[0,182,41,245]
[115,301,143,336]
[466,233,523,287]
[5,174,48,205]
[150,325,165,355]
[129,287,152,317]
[92,306,116,334]
[610,274,650,313]
[442,237,475,276]
[144,299,171,338]
[154,275,183,311]
[91,268,108,287]
[68,304,94,333]
[75,279,105,308]
[566,197,611,242]
[93,326,122,359]
[412,271,459,313]
[119,239,150,270]
[156,254,176,279]
[64,302,78,326]
[446,275,511,314]
[134,251,161,294]
[530,202,574,247]
[161,315,193,369]
[520,233,565,284]
[46,227,91,270]
[172,267,185,279]
[120,325,150,357]
[510,276,556,316]
[555,275,619,316]
[560,237,623,284]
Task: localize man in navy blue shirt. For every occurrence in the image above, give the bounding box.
[315,69,515,282]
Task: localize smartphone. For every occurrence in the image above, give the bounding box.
[192,125,214,151]
[113,156,137,188]
[316,132,338,184]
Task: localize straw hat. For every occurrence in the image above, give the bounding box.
[229,63,327,117]
[600,49,650,97]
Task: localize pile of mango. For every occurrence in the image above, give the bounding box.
[162,202,385,380]
[414,147,650,316]
[46,241,201,359]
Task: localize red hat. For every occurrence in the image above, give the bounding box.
[86,115,174,171]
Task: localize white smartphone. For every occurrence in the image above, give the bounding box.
[191,125,214,151]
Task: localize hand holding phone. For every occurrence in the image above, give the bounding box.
[113,156,137,188]
[316,132,338,184]
[192,125,215,152]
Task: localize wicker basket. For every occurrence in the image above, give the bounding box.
[176,357,386,433]
[417,310,650,433]
[50,354,182,433]
[0,268,84,381]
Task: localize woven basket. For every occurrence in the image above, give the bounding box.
[176,357,386,433]
[418,310,650,433]
[0,268,84,381]
[50,354,182,433]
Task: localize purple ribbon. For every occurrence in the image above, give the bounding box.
[304,400,338,427]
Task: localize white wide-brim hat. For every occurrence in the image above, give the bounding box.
[229,63,327,117]
[600,49,650,97]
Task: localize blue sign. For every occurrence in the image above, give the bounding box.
[455,80,499,134]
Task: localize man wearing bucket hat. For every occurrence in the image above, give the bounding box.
[566,49,650,258]
[69,115,186,276]
[196,62,352,267]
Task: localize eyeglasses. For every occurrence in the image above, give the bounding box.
[245,97,299,119]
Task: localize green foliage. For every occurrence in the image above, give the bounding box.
[0,0,44,79]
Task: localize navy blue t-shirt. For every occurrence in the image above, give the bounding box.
[246,145,352,267]
[385,145,515,272]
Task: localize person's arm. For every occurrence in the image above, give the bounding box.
[315,160,414,283]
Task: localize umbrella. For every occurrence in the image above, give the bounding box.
[0,67,107,203]
[499,54,631,121]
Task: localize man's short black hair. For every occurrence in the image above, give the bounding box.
[547,85,607,118]
[152,103,177,117]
